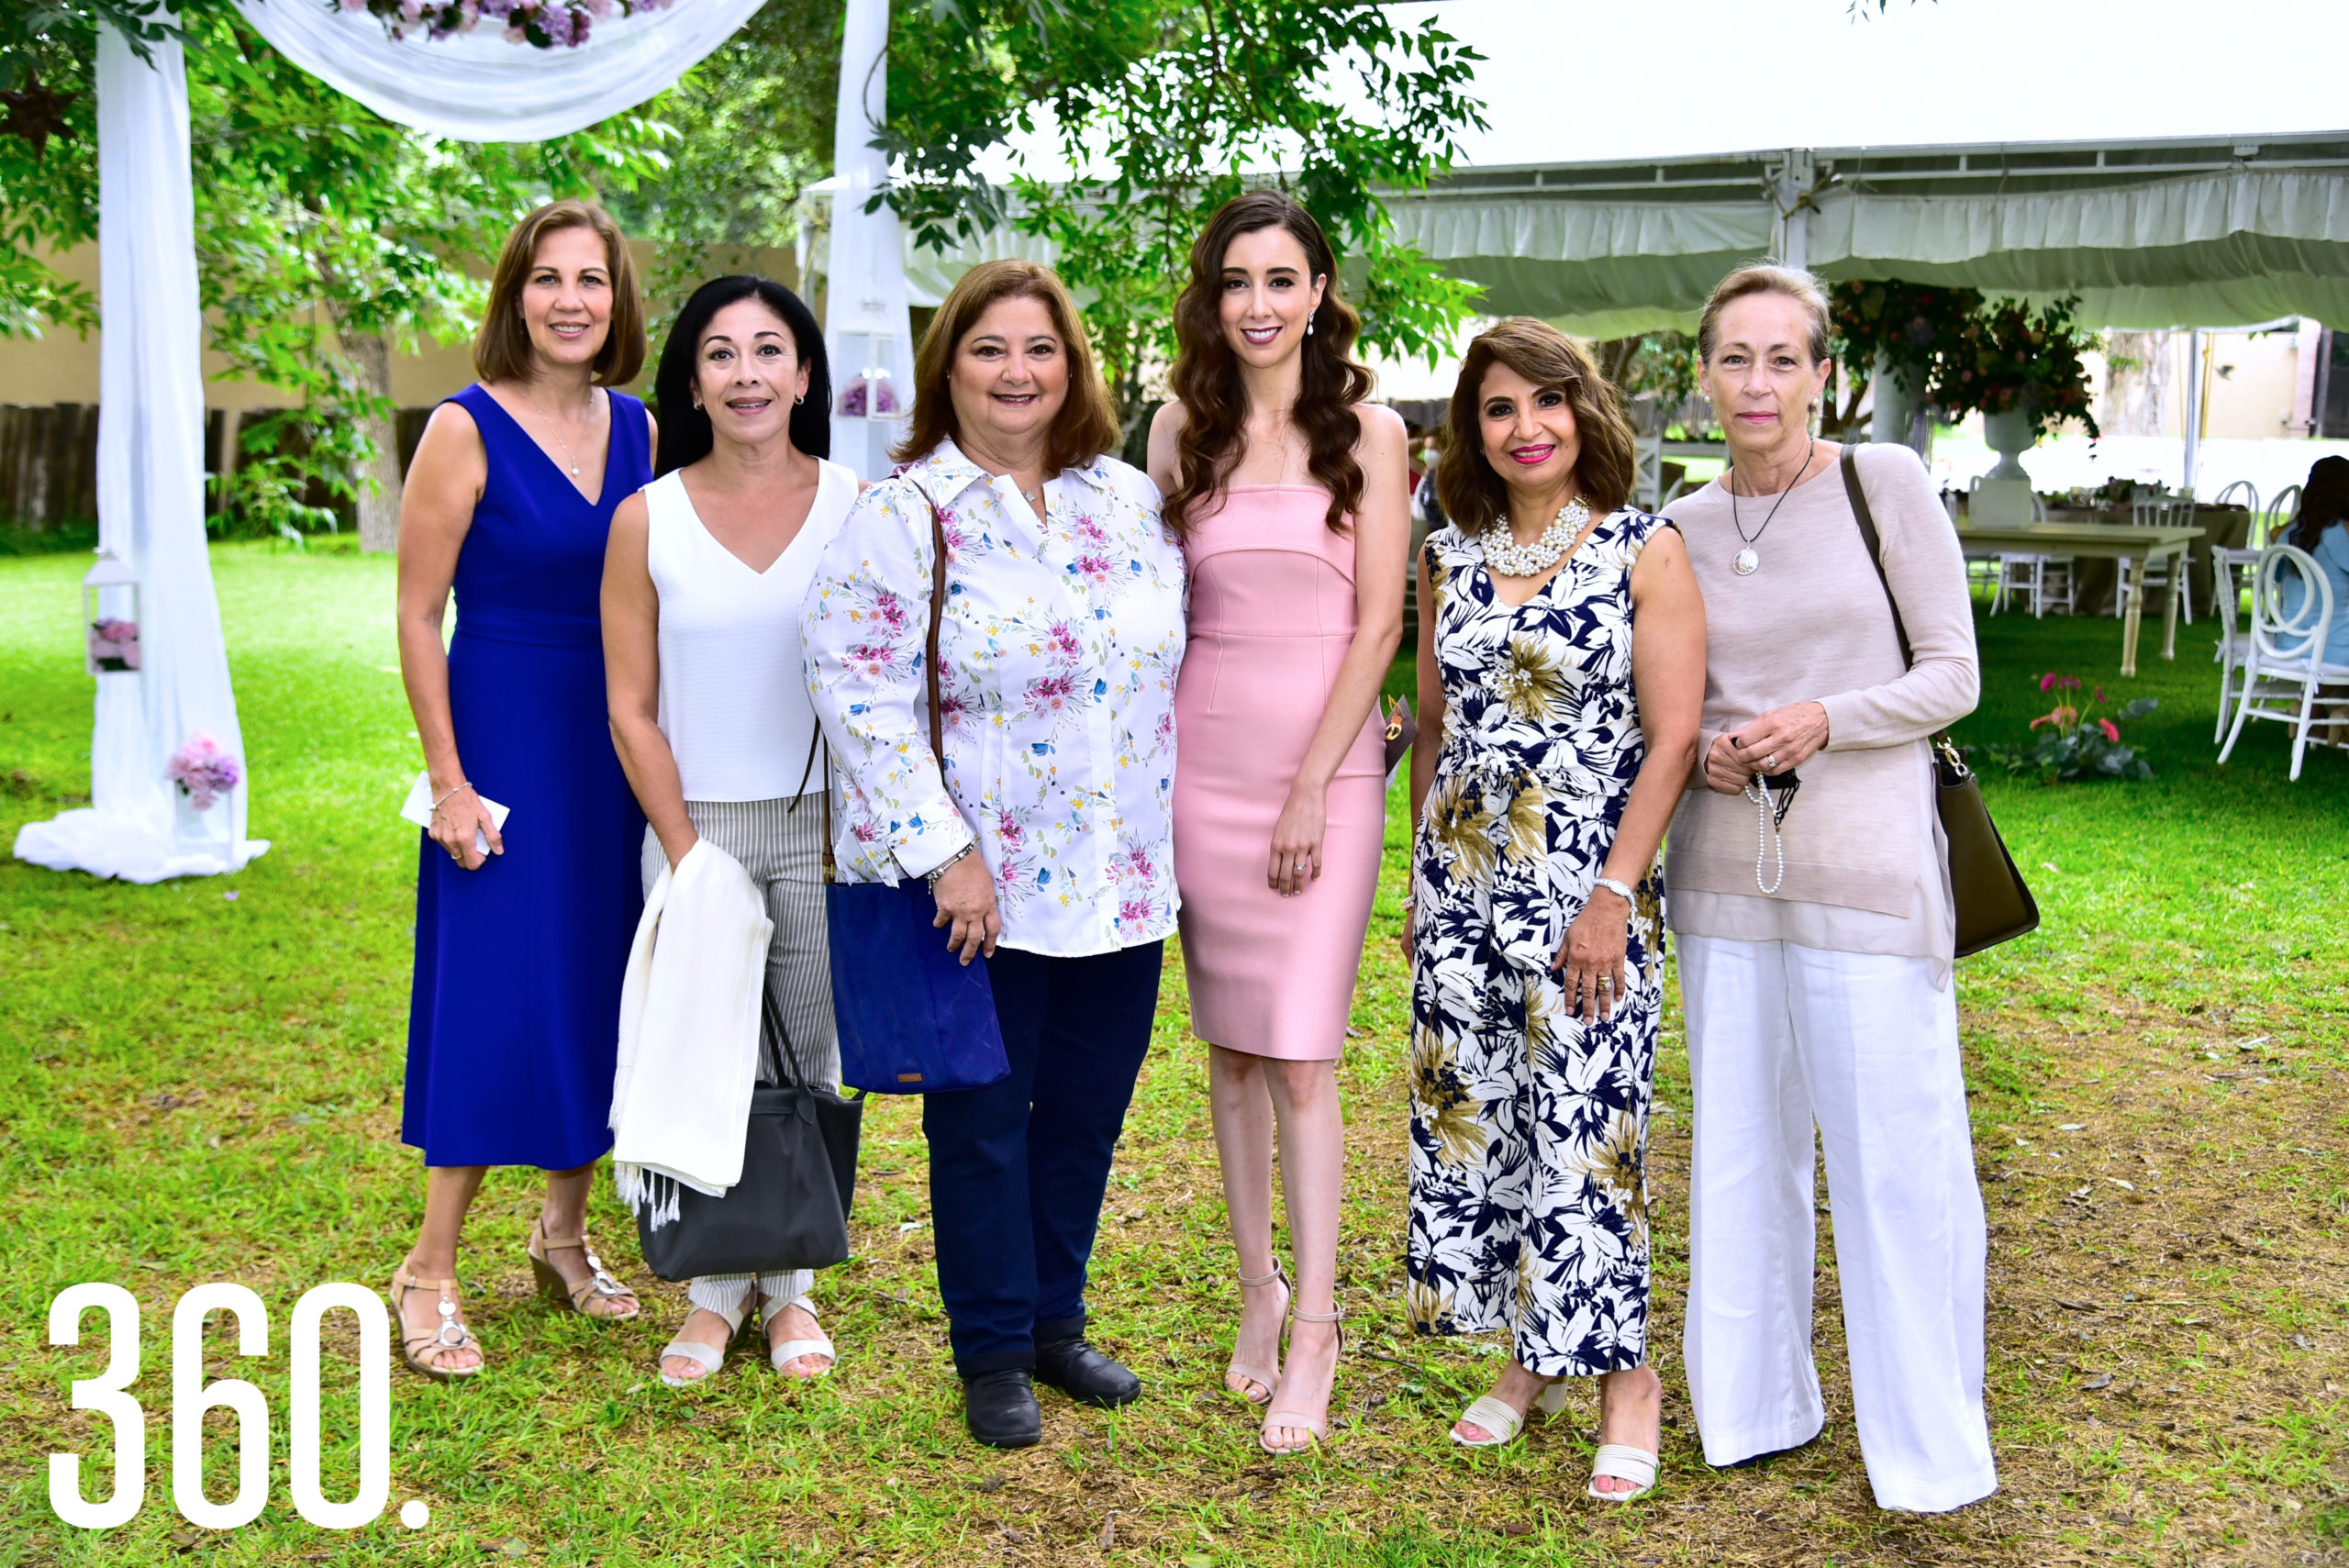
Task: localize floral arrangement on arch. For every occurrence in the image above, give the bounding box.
[340,0,672,50]
[1933,295,2102,440]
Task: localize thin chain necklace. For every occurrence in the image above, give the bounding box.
[1727,432,1813,577]
[1480,495,1592,578]
[518,384,599,479]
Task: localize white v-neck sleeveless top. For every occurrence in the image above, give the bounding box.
[645,459,856,801]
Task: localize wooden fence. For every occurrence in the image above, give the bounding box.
[2,402,440,535]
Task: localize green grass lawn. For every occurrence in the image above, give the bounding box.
[1,541,2345,1565]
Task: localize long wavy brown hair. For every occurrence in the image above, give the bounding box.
[1165,190,1374,538]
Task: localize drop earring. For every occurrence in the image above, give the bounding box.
[1306,313,1315,338]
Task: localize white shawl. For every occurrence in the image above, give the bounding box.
[609,839,772,1229]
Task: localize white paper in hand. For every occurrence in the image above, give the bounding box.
[399,773,511,856]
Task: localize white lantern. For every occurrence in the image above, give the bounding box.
[83,550,142,676]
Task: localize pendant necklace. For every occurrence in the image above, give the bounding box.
[524,387,597,479]
[1728,432,1812,576]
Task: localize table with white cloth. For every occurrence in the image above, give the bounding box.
[1954,520,2203,675]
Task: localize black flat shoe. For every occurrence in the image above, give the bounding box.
[1034,1332,1142,1408]
[963,1369,1042,1448]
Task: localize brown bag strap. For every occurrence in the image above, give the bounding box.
[911,477,949,764]
[808,477,952,885]
[1840,445,1914,669]
[1842,446,1965,771]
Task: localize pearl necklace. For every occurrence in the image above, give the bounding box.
[1480,496,1591,578]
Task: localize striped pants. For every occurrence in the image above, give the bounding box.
[642,794,840,1311]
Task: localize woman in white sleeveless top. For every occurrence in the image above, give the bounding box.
[602,276,859,1385]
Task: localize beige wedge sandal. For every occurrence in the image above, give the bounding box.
[387,1264,484,1381]
[526,1217,640,1319]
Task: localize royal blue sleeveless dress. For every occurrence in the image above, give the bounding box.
[402,384,651,1169]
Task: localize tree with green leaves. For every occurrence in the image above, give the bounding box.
[881,0,1488,439]
[3,2,670,549]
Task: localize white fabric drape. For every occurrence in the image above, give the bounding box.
[1387,166,2349,335]
[233,0,769,144]
[13,25,268,884]
[819,0,915,480]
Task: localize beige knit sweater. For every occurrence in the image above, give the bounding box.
[1661,442,1978,931]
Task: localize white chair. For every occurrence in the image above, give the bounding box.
[2120,487,2194,624]
[2263,484,2302,550]
[1994,553,2076,617]
[2210,544,2263,740]
[2217,543,2349,780]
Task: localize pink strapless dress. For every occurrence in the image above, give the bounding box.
[1174,485,1386,1062]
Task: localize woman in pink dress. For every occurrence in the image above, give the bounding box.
[1148,191,1411,1453]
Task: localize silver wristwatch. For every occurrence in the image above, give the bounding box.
[1590,875,1637,905]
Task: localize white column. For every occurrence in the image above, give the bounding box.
[2182,327,2204,496]
[11,19,265,883]
[823,0,917,480]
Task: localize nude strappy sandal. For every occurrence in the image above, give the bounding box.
[1227,1262,1290,1406]
[387,1264,484,1381]
[659,1294,750,1387]
[1259,1307,1343,1455]
[1587,1442,1660,1502]
[526,1217,640,1319]
[1452,1378,1568,1447]
[762,1292,836,1379]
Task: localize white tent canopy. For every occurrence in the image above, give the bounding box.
[1389,135,2349,337]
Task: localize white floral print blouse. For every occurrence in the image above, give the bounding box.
[804,438,1187,958]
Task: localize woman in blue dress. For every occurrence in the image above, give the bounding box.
[389,202,653,1377]
[2276,456,2349,662]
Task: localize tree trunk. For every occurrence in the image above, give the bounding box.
[342,326,403,554]
[2102,330,2172,438]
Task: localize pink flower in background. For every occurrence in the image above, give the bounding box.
[2038,672,2058,692]
[166,732,241,812]
[2099,717,2121,743]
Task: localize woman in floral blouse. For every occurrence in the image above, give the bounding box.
[1405,318,1702,1500]
[805,260,1186,1450]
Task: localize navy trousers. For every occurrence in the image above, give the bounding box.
[924,940,1163,1375]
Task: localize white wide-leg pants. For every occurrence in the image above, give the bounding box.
[1678,933,1996,1513]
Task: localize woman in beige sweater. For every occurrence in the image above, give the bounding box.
[1661,265,1991,1513]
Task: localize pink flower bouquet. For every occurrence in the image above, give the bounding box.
[88,617,140,673]
[167,732,242,812]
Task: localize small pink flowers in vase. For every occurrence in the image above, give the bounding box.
[837,372,898,418]
[87,617,140,673]
[167,732,242,812]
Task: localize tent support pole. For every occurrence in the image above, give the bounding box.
[2183,328,2204,495]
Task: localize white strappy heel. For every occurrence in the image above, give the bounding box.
[762,1292,836,1379]
[1452,1378,1567,1447]
[1587,1442,1660,1502]
[659,1295,750,1387]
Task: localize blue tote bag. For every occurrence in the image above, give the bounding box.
[818,482,1008,1095]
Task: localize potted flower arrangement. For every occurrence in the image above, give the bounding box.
[1933,295,2101,479]
[167,731,242,851]
[1830,280,1982,445]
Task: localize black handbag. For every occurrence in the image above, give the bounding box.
[634,996,865,1280]
[1841,448,2040,957]
[820,478,1011,1095]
